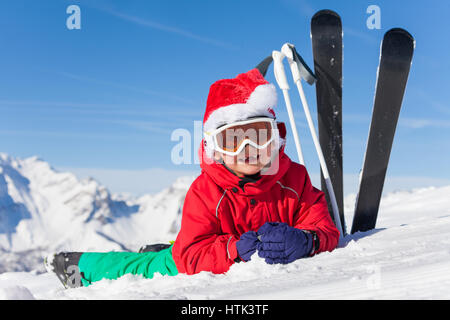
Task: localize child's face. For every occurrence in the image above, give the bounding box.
[209,118,279,177]
[215,142,275,177]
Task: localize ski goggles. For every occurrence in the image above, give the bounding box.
[204,117,279,156]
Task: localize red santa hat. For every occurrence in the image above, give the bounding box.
[203,68,277,134]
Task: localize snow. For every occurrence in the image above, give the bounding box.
[0,285,35,300]
[1,153,450,299]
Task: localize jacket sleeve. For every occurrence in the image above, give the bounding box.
[292,166,340,254]
[172,186,239,275]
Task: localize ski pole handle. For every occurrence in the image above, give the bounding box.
[272,50,305,165]
[282,43,317,85]
[281,43,302,83]
[272,51,289,90]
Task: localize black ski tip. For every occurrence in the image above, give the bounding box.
[255,56,273,77]
[312,9,341,20]
[384,28,414,43]
[382,28,415,61]
[311,9,342,27]
[311,9,342,33]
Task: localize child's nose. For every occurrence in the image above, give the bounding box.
[243,144,258,157]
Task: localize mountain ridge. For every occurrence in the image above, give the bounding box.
[0,153,195,272]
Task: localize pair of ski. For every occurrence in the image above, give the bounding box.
[258,10,414,236]
[312,10,414,235]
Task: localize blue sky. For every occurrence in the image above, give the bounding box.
[1,0,449,195]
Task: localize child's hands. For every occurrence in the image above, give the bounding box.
[236,231,259,262]
[256,222,313,264]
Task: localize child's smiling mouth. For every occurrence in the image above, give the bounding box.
[238,154,260,164]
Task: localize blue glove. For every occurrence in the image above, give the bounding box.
[236,231,259,262]
[256,222,313,264]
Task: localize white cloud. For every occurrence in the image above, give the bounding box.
[344,27,378,45]
[98,7,237,50]
[54,71,196,105]
[400,117,450,129]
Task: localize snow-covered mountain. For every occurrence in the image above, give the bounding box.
[0,153,195,273]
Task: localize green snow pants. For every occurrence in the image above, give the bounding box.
[78,245,178,287]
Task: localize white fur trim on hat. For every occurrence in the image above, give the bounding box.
[203,83,277,134]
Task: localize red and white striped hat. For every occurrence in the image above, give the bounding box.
[202,68,277,134]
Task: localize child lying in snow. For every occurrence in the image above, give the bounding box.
[45,68,340,288]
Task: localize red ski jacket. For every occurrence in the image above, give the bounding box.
[172,143,339,275]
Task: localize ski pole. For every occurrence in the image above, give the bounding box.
[272,50,305,165]
[281,43,345,239]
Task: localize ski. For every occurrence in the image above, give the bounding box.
[351,28,415,233]
[310,10,346,234]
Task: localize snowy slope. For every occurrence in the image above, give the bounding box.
[0,153,195,273]
[1,153,450,299]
